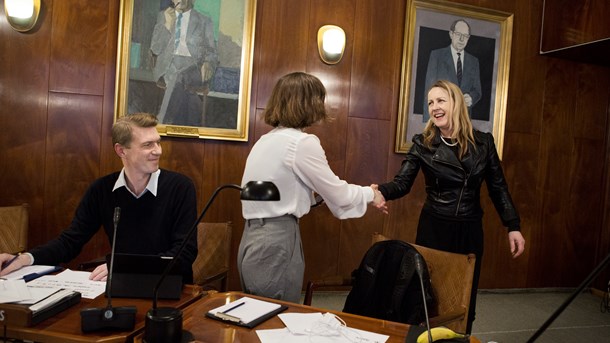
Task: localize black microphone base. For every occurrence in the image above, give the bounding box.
[144,307,183,343]
[80,306,137,332]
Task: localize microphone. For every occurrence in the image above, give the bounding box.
[80,207,136,332]
[413,253,433,343]
[144,181,280,343]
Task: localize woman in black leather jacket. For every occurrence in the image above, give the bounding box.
[377,80,525,333]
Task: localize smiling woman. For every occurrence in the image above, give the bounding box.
[377,79,525,334]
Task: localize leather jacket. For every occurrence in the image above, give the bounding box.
[379,130,520,230]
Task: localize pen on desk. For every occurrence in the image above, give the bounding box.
[1,254,20,269]
[222,301,245,314]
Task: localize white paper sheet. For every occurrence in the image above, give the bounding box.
[0,279,31,303]
[27,269,106,299]
[0,265,59,280]
[16,286,62,305]
[256,312,390,343]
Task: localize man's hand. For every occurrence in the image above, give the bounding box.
[163,7,177,31]
[0,253,31,277]
[201,62,214,82]
[90,263,109,281]
[463,93,473,107]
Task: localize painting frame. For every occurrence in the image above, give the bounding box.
[114,0,256,141]
[395,0,513,159]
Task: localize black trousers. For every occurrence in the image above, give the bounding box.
[415,209,484,334]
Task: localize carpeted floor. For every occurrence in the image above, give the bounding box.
[303,288,610,343]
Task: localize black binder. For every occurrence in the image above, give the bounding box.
[0,290,81,327]
[205,297,288,328]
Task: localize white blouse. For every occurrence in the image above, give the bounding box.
[241,127,373,219]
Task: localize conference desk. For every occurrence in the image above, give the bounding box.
[3,285,203,343]
[134,291,411,343]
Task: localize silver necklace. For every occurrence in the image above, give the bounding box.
[440,136,458,146]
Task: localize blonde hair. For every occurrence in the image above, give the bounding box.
[423,80,475,159]
[112,113,158,147]
[263,72,329,128]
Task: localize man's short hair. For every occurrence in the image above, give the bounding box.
[112,113,158,147]
[450,19,471,34]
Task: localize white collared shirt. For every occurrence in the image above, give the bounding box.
[113,169,161,198]
[241,127,373,219]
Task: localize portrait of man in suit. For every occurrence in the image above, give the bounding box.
[150,0,218,127]
[422,18,481,122]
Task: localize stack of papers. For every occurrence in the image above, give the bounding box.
[255,312,390,343]
[27,269,106,299]
[0,279,79,314]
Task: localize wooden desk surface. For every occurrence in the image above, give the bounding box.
[134,291,410,343]
[5,285,203,343]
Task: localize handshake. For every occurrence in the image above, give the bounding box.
[370,184,388,214]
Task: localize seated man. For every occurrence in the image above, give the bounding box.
[0,113,197,283]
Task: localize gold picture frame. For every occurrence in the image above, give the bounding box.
[396,0,513,159]
[115,0,256,141]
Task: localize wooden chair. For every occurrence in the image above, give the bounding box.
[304,232,476,334]
[0,203,29,254]
[192,222,232,291]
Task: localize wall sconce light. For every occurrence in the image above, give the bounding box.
[4,0,41,32]
[317,25,346,65]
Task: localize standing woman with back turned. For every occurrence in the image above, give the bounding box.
[238,72,386,303]
[376,80,525,333]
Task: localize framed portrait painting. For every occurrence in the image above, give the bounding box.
[395,0,513,159]
[115,0,256,141]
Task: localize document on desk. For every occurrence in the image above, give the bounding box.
[0,279,31,303]
[26,269,106,299]
[206,296,288,328]
[255,312,390,343]
[0,265,62,281]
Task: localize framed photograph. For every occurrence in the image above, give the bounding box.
[115,0,256,141]
[395,0,513,158]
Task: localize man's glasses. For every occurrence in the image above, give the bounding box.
[451,31,470,40]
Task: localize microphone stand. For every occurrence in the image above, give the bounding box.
[413,253,433,343]
[144,181,279,343]
[144,184,243,343]
[80,207,136,332]
[527,252,610,342]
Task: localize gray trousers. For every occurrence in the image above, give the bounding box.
[237,215,304,303]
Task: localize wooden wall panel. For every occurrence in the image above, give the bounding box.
[0,0,609,293]
[0,0,52,241]
[350,0,405,121]
[541,0,610,51]
[49,0,109,95]
[253,0,310,111]
[338,117,391,276]
[43,93,104,266]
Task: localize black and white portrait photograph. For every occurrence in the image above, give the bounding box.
[396,0,513,158]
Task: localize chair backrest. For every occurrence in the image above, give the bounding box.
[192,222,232,290]
[343,238,436,325]
[0,203,29,254]
[372,233,476,333]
